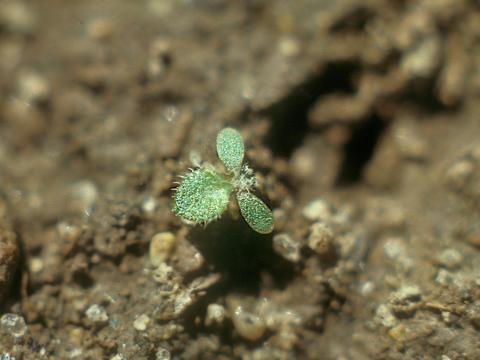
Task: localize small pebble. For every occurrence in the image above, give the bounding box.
[359,281,375,296]
[0,1,36,35]
[57,222,82,243]
[110,355,126,360]
[302,199,331,222]
[436,248,463,269]
[71,180,98,214]
[308,222,334,255]
[272,233,301,263]
[374,304,396,328]
[174,235,204,274]
[383,237,413,273]
[0,313,27,337]
[17,70,50,104]
[277,36,300,57]
[290,149,315,181]
[388,323,407,342]
[29,257,44,273]
[231,306,266,341]
[392,285,421,302]
[150,232,176,267]
[85,304,108,324]
[152,262,177,285]
[205,303,226,327]
[446,160,474,190]
[141,196,157,214]
[435,269,455,286]
[156,347,171,360]
[393,122,428,160]
[401,36,440,78]
[174,291,193,316]
[133,314,150,331]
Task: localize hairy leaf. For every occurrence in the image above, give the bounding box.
[216,128,244,173]
[237,191,274,234]
[173,168,233,223]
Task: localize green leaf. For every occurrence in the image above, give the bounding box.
[216,128,245,173]
[173,168,233,223]
[236,191,274,234]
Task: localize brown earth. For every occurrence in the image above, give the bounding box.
[0,0,480,359]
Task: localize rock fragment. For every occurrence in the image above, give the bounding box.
[156,347,171,360]
[302,199,331,222]
[375,304,396,328]
[231,306,266,341]
[205,304,226,327]
[133,314,151,332]
[436,248,463,269]
[85,304,109,325]
[308,222,334,255]
[150,232,176,267]
[1,313,27,338]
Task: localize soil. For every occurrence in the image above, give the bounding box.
[0,1,480,359]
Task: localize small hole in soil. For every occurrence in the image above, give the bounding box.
[335,113,386,185]
[262,61,357,158]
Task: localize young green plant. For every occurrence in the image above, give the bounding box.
[172,128,274,234]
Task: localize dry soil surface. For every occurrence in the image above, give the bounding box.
[0,1,480,359]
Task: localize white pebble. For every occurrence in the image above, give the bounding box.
[29,257,44,273]
[205,303,226,327]
[71,180,98,213]
[437,248,463,269]
[308,222,334,255]
[231,306,266,341]
[133,314,150,331]
[375,304,396,328]
[1,313,27,337]
[156,347,171,360]
[141,196,157,214]
[17,70,50,103]
[85,304,108,324]
[392,285,421,302]
[302,199,331,222]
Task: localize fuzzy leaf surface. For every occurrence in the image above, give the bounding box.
[237,191,274,234]
[216,128,244,173]
[174,168,233,223]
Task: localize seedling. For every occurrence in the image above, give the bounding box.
[173,128,274,234]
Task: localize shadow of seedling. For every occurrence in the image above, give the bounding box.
[188,217,296,294]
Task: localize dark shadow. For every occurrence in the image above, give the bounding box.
[180,216,298,343]
[261,61,357,158]
[187,217,296,293]
[335,113,387,185]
